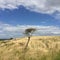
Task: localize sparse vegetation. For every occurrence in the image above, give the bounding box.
[0,36,60,60]
[24,28,36,49]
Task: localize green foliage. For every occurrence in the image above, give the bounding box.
[54,51,60,60]
[24,28,36,36]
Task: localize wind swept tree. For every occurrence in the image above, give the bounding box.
[24,28,36,49]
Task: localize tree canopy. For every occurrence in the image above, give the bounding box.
[24,28,36,37]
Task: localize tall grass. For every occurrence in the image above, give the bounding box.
[0,36,60,60]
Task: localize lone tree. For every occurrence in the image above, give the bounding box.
[24,28,36,49]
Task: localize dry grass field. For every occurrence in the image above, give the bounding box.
[0,36,60,60]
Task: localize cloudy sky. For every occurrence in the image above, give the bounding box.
[0,0,60,38]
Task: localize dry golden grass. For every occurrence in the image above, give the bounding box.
[0,36,60,60]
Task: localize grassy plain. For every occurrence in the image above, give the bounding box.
[0,36,60,60]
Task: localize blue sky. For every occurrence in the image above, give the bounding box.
[0,0,60,38]
[0,6,60,26]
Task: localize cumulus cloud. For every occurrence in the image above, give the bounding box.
[0,23,60,38]
[0,0,60,14]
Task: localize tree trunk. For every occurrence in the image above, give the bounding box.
[24,37,30,49]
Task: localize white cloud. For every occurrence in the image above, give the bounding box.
[0,0,60,14]
[0,23,60,38]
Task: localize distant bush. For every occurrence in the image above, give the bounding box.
[10,38,13,40]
